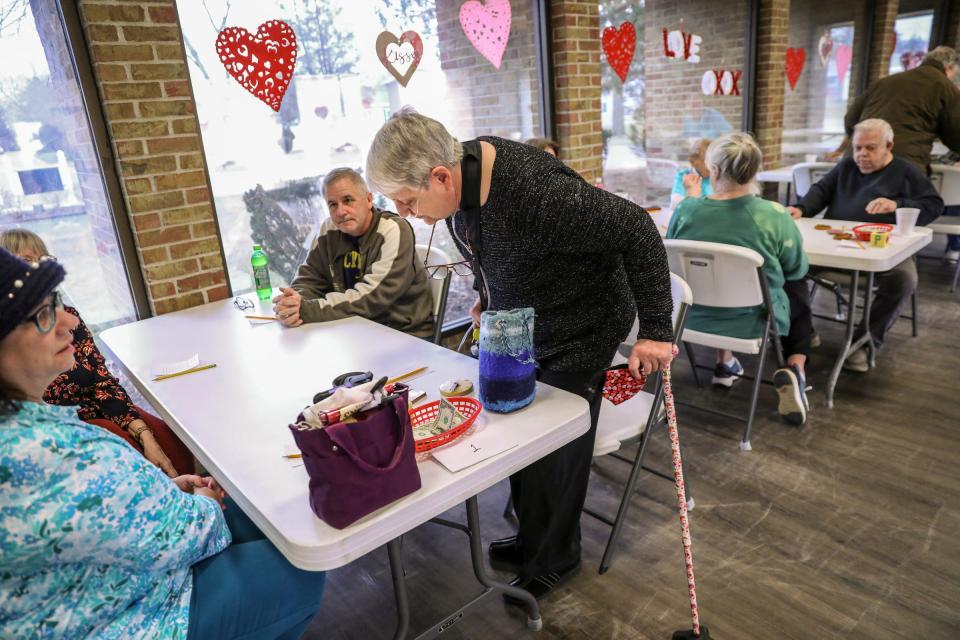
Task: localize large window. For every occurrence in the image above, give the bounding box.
[889,9,934,75]
[0,0,138,331]
[178,0,547,324]
[780,0,868,165]
[600,0,748,208]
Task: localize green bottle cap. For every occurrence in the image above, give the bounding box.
[253,244,261,250]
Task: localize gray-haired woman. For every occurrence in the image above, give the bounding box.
[666,132,813,425]
[366,108,674,602]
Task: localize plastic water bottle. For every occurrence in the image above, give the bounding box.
[251,244,271,300]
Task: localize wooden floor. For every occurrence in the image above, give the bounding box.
[304,252,960,640]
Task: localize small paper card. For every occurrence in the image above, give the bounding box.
[151,354,200,377]
[430,426,520,473]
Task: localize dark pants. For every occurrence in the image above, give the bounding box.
[945,206,960,251]
[864,259,918,346]
[811,259,917,347]
[509,368,604,580]
[188,498,327,640]
[781,278,813,359]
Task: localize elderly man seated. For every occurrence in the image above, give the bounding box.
[272,167,434,337]
[787,118,944,371]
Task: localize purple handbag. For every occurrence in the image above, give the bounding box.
[288,386,422,529]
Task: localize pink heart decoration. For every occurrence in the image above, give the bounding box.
[216,20,297,111]
[602,22,636,83]
[785,47,805,91]
[835,44,852,86]
[459,0,512,69]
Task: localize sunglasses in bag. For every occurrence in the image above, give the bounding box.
[601,364,648,405]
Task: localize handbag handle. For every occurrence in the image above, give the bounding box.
[324,397,410,474]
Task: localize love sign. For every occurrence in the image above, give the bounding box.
[602,22,636,83]
[661,28,702,63]
[701,69,742,96]
[376,30,424,87]
[459,0,512,69]
[215,20,297,111]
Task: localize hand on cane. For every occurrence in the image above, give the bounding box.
[627,339,674,379]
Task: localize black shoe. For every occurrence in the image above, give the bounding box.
[488,536,523,567]
[503,559,581,605]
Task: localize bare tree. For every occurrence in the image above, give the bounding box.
[0,0,28,37]
[182,0,233,80]
[375,0,437,43]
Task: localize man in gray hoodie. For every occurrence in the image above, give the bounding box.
[272,168,434,338]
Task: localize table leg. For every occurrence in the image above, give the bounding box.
[464,497,543,631]
[385,496,543,640]
[862,272,877,368]
[826,269,860,408]
[387,538,411,640]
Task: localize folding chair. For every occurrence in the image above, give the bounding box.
[415,244,451,345]
[791,162,836,201]
[664,239,785,452]
[583,272,693,574]
[926,164,960,292]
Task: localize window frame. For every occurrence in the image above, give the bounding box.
[59,0,152,319]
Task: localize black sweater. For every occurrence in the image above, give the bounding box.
[447,136,673,372]
[796,156,943,225]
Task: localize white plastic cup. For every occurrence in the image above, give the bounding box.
[895,207,920,235]
[805,154,818,163]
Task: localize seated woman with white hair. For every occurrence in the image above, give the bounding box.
[666,132,814,425]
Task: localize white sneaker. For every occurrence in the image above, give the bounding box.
[810,333,822,349]
[945,249,960,263]
[842,348,869,373]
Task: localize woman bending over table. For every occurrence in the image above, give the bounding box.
[666,132,814,425]
[0,228,192,477]
[0,247,326,639]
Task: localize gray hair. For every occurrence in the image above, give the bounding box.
[853,118,894,145]
[366,106,464,196]
[705,132,762,189]
[923,46,959,69]
[321,167,368,199]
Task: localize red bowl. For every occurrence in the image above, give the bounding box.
[409,397,482,453]
[852,223,894,242]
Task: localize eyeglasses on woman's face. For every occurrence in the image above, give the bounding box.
[25,291,63,334]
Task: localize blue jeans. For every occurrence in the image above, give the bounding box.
[945,206,960,251]
[188,498,326,640]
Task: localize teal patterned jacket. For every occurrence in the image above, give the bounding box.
[0,402,231,638]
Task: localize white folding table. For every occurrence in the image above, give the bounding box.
[100,299,590,639]
[796,218,932,406]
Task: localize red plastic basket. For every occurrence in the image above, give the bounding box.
[409,397,482,453]
[852,223,893,242]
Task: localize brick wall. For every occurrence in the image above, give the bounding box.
[77,0,228,315]
[865,0,899,86]
[755,0,790,170]
[551,0,604,181]
[435,0,542,141]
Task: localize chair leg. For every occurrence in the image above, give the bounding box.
[952,258,960,293]
[741,329,771,452]
[598,382,664,574]
[684,342,702,389]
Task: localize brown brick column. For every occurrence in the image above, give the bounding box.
[551,0,603,182]
[77,0,228,314]
[753,0,791,170]
[865,0,899,85]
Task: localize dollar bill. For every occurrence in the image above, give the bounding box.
[413,398,467,440]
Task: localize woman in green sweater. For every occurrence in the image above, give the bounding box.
[667,132,813,425]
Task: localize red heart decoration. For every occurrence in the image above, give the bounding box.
[216,20,297,112]
[785,47,805,91]
[602,22,636,84]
